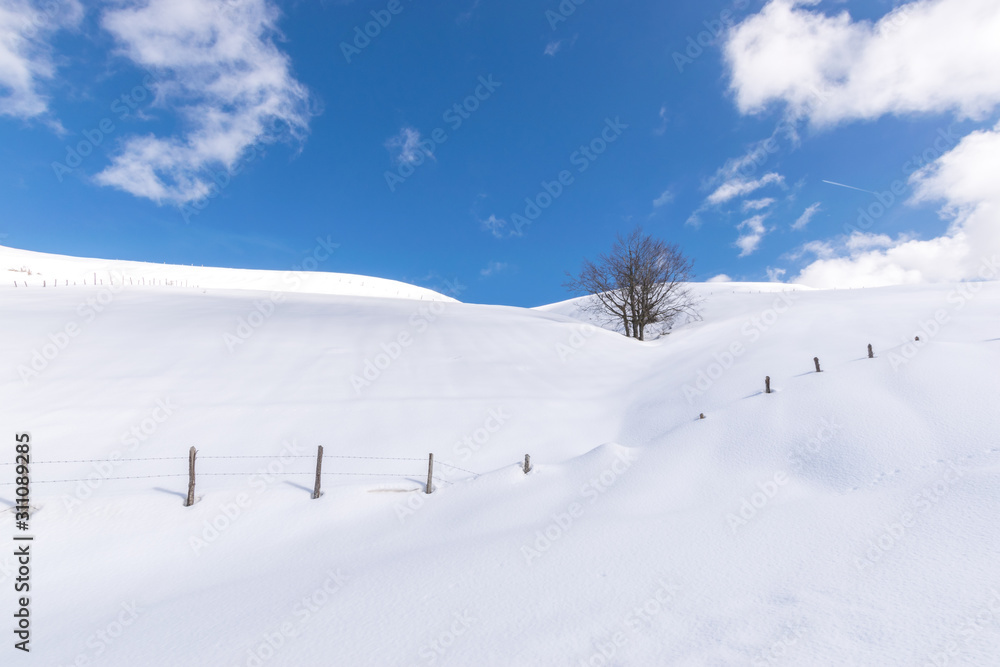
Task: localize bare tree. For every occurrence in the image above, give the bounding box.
[564,227,700,341]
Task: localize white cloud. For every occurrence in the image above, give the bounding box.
[791,201,821,230]
[766,267,786,282]
[653,105,668,135]
[480,261,508,277]
[707,274,732,283]
[736,214,769,257]
[481,214,518,239]
[725,0,1000,127]
[94,0,312,205]
[742,197,775,212]
[794,121,1000,287]
[707,172,784,205]
[544,40,562,56]
[652,189,674,208]
[386,127,433,166]
[0,0,82,121]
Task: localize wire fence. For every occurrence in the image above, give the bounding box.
[0,452,478,489]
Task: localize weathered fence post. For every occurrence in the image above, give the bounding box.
[814,357,822,373]
[699,413,706,420]
[312,445,324,499]
[523,454,531,474]
[426,453,434,494]
[185,447,197,507]
[868,343,874,358]
[765,376,771,394]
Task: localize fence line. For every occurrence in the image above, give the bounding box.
[0,451,474,490]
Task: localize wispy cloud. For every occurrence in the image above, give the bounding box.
[652,188,674,208]
[735,214,769,257]
[742,197,775,212]
[457,0,480,24]
[94,0,313,205]
[544,40,563,56]
[0,0,82,123]
[386,127,433,166]
[480,260,508,277]
[707,172,784,206]
[653,105,668,136]
[765,266,786,282]
[481,214,520,239]
[791,202,821,230]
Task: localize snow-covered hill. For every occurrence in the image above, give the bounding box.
[1,252,999,666]
[0,244,454,301]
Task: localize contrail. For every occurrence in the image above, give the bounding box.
[821,179,876,195]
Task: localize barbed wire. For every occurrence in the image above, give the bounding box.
[0,472,460,486]
[0,454,431,465]
[435,461,479,476]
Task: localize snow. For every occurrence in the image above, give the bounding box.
[0,244,454,302]
[2,244,999,665]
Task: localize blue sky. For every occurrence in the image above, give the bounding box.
[1,0,998,306]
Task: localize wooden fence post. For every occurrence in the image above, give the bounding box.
[868,344,874,358]
[765,376,771,394]
[426,453,434,494]
[185,447,197,507]
[814,357,822,373]
[312,445,324,499]
[523,454,531,474]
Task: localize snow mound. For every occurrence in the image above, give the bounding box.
[0,244,454,301]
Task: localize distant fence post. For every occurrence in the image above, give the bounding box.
[814,357,822,373]
[185,447,197,507]
[523,454,531,474]
[765,376,771,394]
[426,453,434,494]
[868,344,874,359]
[312,445,324,500]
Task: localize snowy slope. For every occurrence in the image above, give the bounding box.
[0,244,454,301]
[1,262,999,666]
